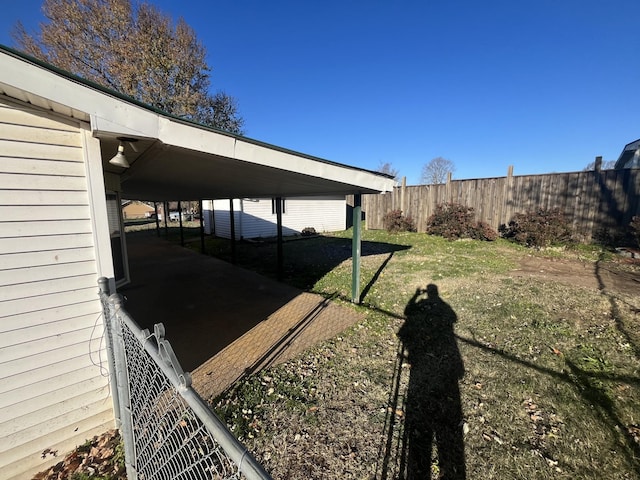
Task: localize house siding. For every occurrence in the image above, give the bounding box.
[0,98,113,480]
[204,196,346,239]
[279,196,346,233]
[236,198,280,239]
[205,198,242,239]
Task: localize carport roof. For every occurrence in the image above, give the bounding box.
[0,45,396,200]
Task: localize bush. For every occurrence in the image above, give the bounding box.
[630,216,640,247]
[499,208,574,248]
[426,203,475,239]
[425,203,497,241]
[469,221,499,241]
[382,210,416,233]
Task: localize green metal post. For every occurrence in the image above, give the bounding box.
[351,194,362,303]
[275,197,283,281]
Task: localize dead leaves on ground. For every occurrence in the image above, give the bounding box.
[32,429,125,480]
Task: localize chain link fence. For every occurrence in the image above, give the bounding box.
[99,278,271,480]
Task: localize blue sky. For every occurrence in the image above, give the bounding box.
[2,1,639,184]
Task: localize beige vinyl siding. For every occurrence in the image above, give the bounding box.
[0,98,113,480]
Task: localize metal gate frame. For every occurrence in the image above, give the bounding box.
[98,278,271,480]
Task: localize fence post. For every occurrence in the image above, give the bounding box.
[98,278,121,429]
[107,293,137,480]
[401,176,407,214]
[503,165,514,226]
[594,156,602,172]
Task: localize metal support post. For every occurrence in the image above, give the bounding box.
[178,200,184,246]
[229,199,236,264]
[153,202,160,236]
[97,278,121,428]
[163,201,169,238]
[351,194,362,303]
[199,199,205,254]
[275,197,283,281]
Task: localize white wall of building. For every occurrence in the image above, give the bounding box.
[203,196,346,239]
[0,97,114,479]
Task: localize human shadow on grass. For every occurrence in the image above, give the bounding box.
[360,289,639,478]
[396,284,466,480]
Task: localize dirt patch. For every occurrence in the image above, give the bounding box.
[509,254,640,297]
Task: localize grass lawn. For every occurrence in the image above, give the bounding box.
[189,227,640,480]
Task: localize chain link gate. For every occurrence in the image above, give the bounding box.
[98,278,271,480]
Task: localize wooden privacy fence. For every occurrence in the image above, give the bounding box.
[350,167,640,243]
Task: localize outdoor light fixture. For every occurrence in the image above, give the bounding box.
[108,137,138,168]
[109,141,129,168]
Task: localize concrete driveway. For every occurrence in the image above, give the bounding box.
[120,231,363,400]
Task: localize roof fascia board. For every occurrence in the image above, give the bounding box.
[1,51,159,138]
[158,117,396,193]
[90,113,158,140]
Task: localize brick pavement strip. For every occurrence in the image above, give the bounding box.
[192,292,363,401]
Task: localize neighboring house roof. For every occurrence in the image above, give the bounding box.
[0,45,396,200]
[123,201,155,211]
[614,138,640,169]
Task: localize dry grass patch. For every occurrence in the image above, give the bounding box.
[208,229,640,479]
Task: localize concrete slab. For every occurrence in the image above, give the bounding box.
[120,231,363,400]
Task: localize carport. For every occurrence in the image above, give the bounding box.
[93,93,396,300]
[88,74,397,394]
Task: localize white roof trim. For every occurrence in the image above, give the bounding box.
[0,48,396,197]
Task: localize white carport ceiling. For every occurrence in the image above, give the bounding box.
[115,141,389,201]
[1,46,396,201]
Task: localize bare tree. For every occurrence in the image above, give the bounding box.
[421,157,455,184]
[583,159,616,171]
[12,0,244,133]
[377,161,400,180]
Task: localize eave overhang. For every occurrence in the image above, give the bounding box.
[0,46,396,201]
